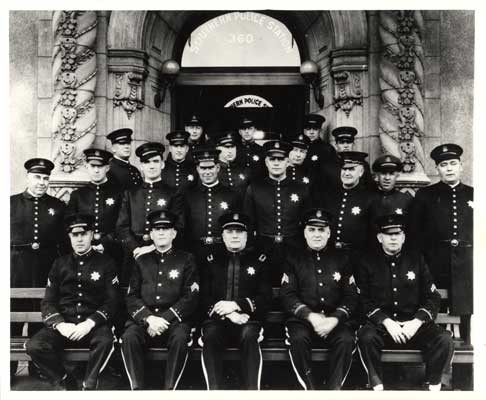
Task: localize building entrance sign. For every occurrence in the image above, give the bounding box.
[224,95,273,108]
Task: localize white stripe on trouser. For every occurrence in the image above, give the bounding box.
[172,328,195,390]
[119,339,135,390]
[257,344,263,390]
[199,330,210,390]
[288,348,307,390]
[341,343,357,387]
[356,342,372,388]
[83,334,116,389]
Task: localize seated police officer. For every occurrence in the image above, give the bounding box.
[199,211,272,390]
[280,208,358,390]
[26,213,120,390]
[120,210,199,390]
[356,214,454,391]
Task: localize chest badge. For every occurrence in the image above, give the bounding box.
[247,267,255,276]
[395,208,403,215]
[406,271,416,280]
[157,198,167,207]
[187,174,194,181]
[169,269,180,279]
[351,206,361,215]
[252,155,259,162]
[468,200,473,209]
[106,198,115,206]
[191,282,199,292]
[91,271,100,281]
[290,193,299,202]
[239,174,246,181]
[48,208,56,216]
[311,155,318,162]
[220,201,228,210]
[302,177,310,184]
[333,271,341,282]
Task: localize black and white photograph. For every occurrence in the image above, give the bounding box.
[4,1,483,395]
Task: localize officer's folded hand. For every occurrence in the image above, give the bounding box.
[308,312,327,335]
[383,318,407,344]
[213,301,240,316]
[147,326,158,337]
[69,319,95,341]
[400,319,423,340]
[92,244,105,253]
[226,312,249,325]
[146,315,170,334]
[56,322,77,339]
[318,316,339,337]
[133,245,156,259]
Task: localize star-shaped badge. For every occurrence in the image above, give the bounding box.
[187,174,194,181]
[191,282,199,292]
[290,193,299,202]
[91,271,100,281]
[247,267,255,276]
[311,155,318,161]
[281,273,289,285]
[351,206,361,215]
[48,208,55,216]
[220,201,228,210]
[106,198,115,206]
[169,269,180,279]
[395,208,403,215]
[302,177,310,184]
[468,200,473,209]
[333,271,341,282]
[253,155,260,162]
[157,198,167,207]
[406,271,416,280]
[239,174,246,181]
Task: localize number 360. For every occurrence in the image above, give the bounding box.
[227,34,254,44]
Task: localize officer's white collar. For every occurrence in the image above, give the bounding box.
[74,246,93,257]
[114,155,130,164]
[268,174,287,182]
[447,181,461,188]
[155,245,172,255]
[92,178,108,185]
[26,188,45,198]
[144,177,162,184]
[202,180,219,188]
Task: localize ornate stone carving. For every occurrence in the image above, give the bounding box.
[113,71,145,119]
[51,11,97,173]
[48,180,88,203]
[378,11,426,175]
[333,70,363,117]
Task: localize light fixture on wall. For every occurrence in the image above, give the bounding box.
[300,60,324,109]
[154,60,180,108]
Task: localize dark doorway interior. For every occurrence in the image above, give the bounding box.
[175,85,306,141]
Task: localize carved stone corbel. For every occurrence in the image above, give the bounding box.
[113,71,145,119]
[332,70,363,117]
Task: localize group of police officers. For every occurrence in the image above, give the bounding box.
[10,113,473,391]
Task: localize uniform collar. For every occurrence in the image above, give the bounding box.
[155,246,173,256]
[23,189,47,200]
[383,250,401,262]
[200,180,219,189]
[142,178,162,187]
[113,156,130,164]
[166,154,189,166]
[90,179,108,188]
[73,247,95,260]
[438,180,464,192]
[266,175,289,185]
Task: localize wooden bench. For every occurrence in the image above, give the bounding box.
[10,287,473,366]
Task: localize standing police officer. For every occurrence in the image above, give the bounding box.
[161,130,197,192]
[11,158,67,376]
[280,208,358,390]
[370,154,413,229]
[185,114,207,160]
[116,142,180,284]
[356,214,454,391]
[68,149,124,269]
[26,213,120,390]
[243,139,311,284]
[120,210,199,390]
[106,128,143,190]
[287,134,313,186]
[409,144,473,344]
[199,211,272,389]
[216,131,251,196]
[174,147,241,260]
[302,114,337,174]
[235,117,265,179]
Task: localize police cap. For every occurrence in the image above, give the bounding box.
[372,154,403,173]
[185,114,203,127]
[65,213,95,234]
[107,128,133,145]
[219,211,250,231]
[239,117,255,128]
[147,209,177,229]
[24,158,55,175]
[332,126,358,143]
[166,130,190,146]
[290,134,311,150]
[263,140,292,158]
[84,148,112,166]
[193,146,221,164]
[302,208,333,227]
[216,131,240,147]
[303,114,325,129]
[339,151,368,166]
[430,143,463,164]
[135,142,165,162]
[375,214,405,234]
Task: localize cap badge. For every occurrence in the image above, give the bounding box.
[204,151,209,157]
[316,210,322,218]
[275,142,280,149]
[160,211,166,218]
[39,160,45,166]
[234,213,239,220]
[95,150,100,156]
[443,146,448,152]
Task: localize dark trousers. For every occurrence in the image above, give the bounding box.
[357,321,454,388]
[25,325,115,389]
[120,320,193,390]
[285,319,356,390]
[200,319,263,390]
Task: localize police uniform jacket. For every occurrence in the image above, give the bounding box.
[67,180,124,247]
[369,189,413,233]
[355,249,441,325]
[236,141,265,179]
[174,182,241,243]
[280,247,358,324]
[107,157,143,190]
[408,181,473,314]
[303,139,337,171]
[243,176,311,239]
[116,180,179,252]
[219,160,251,195]
[288,164,313,186]
[320,185,378,251]
[187,138,207,163]
[126,248,199,325]
[200,247,272,322]
[41,249,120,328]
[11,191,67,286]
[161,155,197,191]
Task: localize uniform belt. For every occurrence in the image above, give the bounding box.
[11,242,57,250]
[199,236,222,245]
[439,239,472,248]
[334,241,352,250]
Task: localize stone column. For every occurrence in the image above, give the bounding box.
[378,10,430,188]
[50,11,97,201]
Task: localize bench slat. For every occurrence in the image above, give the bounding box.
[11,312,43,323]
[11,288,45,299]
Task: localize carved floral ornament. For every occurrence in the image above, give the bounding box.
[332,70,363,117]
[113,71,145,119]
